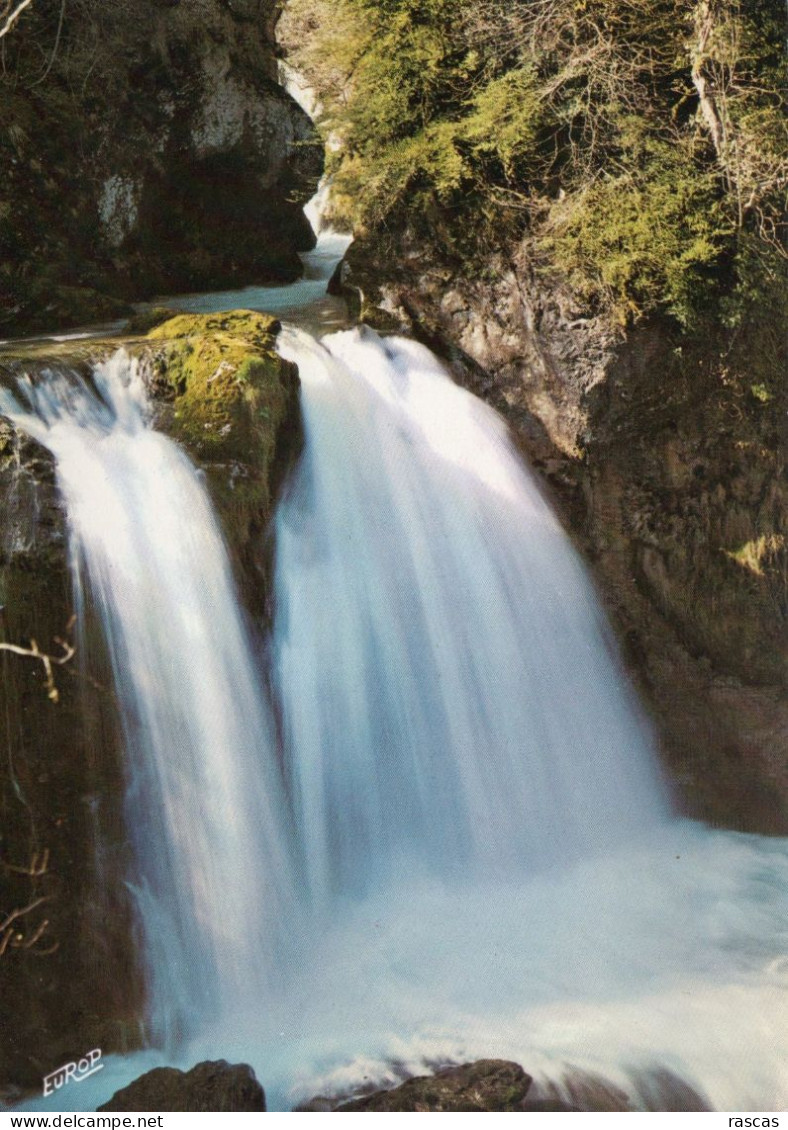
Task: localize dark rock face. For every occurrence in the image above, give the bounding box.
[142,310,303,619]
[0,0,323,336]
[336,1061,533,1112]
[98,1061,266,1112]
[339,232,788,834]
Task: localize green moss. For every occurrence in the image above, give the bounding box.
[145,310,297,557]
[148,311,283,456]
[544,141,731,327]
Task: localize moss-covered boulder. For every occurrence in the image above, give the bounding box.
[0,0,322,338]
[148,311,292,464]
[144,311,301,614]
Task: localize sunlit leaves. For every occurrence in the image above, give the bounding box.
[284,0,786,325]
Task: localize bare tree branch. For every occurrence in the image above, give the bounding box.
[0,635,75,703]
[0,0,34,41]
[0,895,57,957]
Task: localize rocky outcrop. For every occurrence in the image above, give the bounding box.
[0,314,300,1087]
[0,0,323,336]
[144,310,302,616]
[338,231,788,833]
[99,1060,266,1112]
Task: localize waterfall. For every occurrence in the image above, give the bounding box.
[0,356,295,1044]
[272,326,670,905]
[258,326,788,1113]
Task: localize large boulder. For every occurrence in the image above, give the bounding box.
[304,1061,710,1113]
[98,1061,266,1112]
[0,0,323,336]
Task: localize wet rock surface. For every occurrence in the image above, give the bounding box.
[99,1061,266,1113]
[298,1060,713,1112]
[0,315,301,1085]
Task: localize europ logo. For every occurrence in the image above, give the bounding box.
[42,1049,104,1097]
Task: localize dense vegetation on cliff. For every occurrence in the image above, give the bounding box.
[283,0,786,328]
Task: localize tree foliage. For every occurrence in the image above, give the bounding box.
[281,0,787,326]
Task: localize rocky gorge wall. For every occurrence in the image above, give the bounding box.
[0,0,322,337]
[337,230,788,835]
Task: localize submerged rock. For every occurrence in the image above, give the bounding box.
[336,1061,533,1112]
[98,1061,266,1113]
[305,1061,711,1113]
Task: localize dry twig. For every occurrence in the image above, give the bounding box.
[0,0,34,40]
[0,895,57,957]
[0,635,75,703]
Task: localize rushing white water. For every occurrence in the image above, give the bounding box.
[272,327,671,904]
[0,357,295,1044]
[153,227,351,334]
[5,332,788,1114]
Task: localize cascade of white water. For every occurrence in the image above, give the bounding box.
[0,356,296,1044]
[272,326,671,905]
[4,331,788,1116]
[256,326,788,1113]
